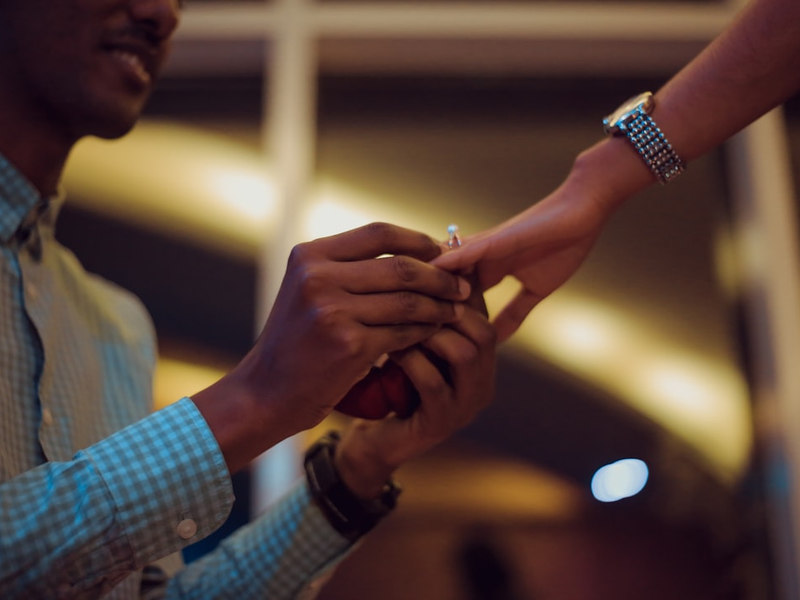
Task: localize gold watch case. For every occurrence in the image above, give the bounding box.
[603,91,655,135]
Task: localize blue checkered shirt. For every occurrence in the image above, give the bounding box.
[0,153,352,599]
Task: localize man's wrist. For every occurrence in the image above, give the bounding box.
[305,431,401,541]
[334,424,398,500]
[191,372,292,476]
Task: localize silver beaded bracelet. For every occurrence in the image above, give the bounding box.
[603,92,686,185]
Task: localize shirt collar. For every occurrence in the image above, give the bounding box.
[0,152,61,244]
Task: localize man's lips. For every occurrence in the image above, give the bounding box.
[109,49,151,86]
[102,40,161,88]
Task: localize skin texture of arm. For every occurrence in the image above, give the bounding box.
[433,0,800,342]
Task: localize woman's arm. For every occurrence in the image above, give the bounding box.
[434,0,800,341]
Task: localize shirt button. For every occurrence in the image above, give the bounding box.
[25,282,38,301]
[41,408,54,427]
[176,519,198,540]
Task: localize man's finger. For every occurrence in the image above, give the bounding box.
[313,222,443,263]
[367,323,446,357]
[348,292,465,327]
[333,256,470,301]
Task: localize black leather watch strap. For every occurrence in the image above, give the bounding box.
[304,431,401,541]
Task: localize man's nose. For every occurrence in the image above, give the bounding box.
[129,0,181,42]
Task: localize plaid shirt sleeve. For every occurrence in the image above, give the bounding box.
[0,398,354,600]
[0,399,235,598]
[165,480,353,600]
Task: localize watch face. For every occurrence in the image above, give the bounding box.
[603,92,654,134]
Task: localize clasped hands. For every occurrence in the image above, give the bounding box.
[198,222,496,498]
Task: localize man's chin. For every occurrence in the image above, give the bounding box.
[90,119,138,141]
[74,95,150,141]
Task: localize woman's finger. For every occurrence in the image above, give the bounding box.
[492,288,542,343]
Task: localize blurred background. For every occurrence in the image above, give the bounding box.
[57,0,800,598]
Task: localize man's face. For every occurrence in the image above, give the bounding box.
[0,0,181,142]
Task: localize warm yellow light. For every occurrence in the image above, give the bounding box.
[640,358,730,423]
[64,120,276,259]
[208,169,275,224]
[511,292,752,481]
[304,198,376,241]
[64,120,752,483]
[398,448,586,521]
[629,354,750,465]
[530,296,621,364]
[153,356,228,411]
[462,282,751,479]
[305,178,449,242]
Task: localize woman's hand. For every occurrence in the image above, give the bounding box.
[433,173,614,343]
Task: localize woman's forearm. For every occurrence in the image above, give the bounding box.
[580,0,800,213]
[434,0,800,341]
[656,0,800,162]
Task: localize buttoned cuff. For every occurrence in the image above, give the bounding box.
[81,398,234,566]
[169,479,354,599]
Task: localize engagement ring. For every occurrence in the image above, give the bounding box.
[447,224,462,249]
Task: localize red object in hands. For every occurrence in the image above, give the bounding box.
[335,360,420,419]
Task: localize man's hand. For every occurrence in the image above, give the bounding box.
[334,285,496,500]
[193,223,472,474]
